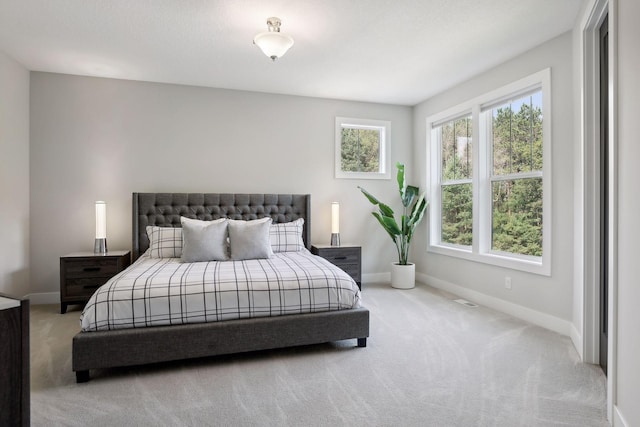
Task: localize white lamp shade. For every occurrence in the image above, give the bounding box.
[331,202,340,234]
[254,31,294,60]
[95,201,107,239]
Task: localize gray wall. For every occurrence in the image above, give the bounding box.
[616,0,640,423]
[412,32,575,322]
[29,73,412,294]
[0,51,30,297]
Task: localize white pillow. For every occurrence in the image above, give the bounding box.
[180,217,229,262]
[146,226,183,258]
[270,218,305,252]
[228,217,273,260]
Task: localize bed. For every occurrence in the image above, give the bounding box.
[72,193,370,382]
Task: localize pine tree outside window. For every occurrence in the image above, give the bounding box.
[436,115,473,247]
[488,91,543,257]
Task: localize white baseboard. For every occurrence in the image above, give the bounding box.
[614,405,628,427]
[570,323,584,360]
[24,291,59,305]
[417,272,574,337]
[362,272,390,284]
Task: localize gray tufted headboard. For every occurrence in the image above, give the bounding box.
[132,193,311,261]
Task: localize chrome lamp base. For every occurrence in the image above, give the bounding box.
[330,233,340,246]
[94,238,108,254]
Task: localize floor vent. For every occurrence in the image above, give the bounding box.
[454,298,479,308]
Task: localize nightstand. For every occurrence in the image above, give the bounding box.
[59,250,131,314]
[311,244,362,289]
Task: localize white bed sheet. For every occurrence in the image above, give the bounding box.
[80,249,361,332]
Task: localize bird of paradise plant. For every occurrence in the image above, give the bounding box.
[359,162,428,265]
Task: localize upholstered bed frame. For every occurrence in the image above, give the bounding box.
[72,193,370,382]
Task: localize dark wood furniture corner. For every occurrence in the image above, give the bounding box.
[60,250,131,314]
[0,294,29,427]
[311,244,362,289]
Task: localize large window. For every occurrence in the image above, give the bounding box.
[427,70,551,275]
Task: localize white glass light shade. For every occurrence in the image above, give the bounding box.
[331,202,340,234]
[254,31,294,61]
[95,201,106,239]
[330,202,340,246]
[253,17,294,61]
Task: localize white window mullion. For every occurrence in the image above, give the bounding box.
[491,171,543,181]
[427,125,441,247]
[441,178,472,186]
[540,69,552,274]
[472,105,482,255]
[484,106,494,257]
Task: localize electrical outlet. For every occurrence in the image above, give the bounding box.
[505,276,512,290]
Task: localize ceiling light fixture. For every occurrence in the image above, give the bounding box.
[253,17,294,61]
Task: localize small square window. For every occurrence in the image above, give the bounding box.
[335,117,390,179]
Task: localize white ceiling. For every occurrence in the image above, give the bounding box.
[0,0,584,106]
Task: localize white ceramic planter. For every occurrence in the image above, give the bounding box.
[390,262,415,289]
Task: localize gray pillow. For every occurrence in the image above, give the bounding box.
[146,226,183,258]
[180,217,228,262]
[270,218,305,252]
[228,217,273,260]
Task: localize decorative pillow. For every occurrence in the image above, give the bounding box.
[228,217,273,260]
[146,226,183,258]
[270,218,305,252]
[180,217,229,262]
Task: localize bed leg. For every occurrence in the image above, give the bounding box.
[357,337,367,347]
[76,370,90,383]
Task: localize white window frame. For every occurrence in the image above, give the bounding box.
[335,117,391,179]
[426,69,552,275]
[431,111,474,251]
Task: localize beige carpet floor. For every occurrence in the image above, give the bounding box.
[30,282,608,426]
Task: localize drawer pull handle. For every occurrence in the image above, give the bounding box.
[82,285,99,290]
[83,267,101,272]
[334,256,347,260]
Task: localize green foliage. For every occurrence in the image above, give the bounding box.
[359,162,428,265]
[441,117,473,181]
[490,95,543,256]
[438,93,544,257]
[442,184,472,246]
[492,100,543,175]
[492,178,543,256]
[341,128,380,173]
[440,116,473,245]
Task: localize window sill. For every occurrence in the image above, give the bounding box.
[335,171,390,180]
[427,244,550,276]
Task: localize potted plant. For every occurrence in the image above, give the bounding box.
[359,162,428,289]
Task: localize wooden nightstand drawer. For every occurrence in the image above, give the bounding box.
[60,250,130,314]
[311,244,362,289]
[318,248,360,263]
[64,279,109,297]
[63,259,120,278]
[336,263,361,281]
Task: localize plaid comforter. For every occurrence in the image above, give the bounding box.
[80,250,361,332]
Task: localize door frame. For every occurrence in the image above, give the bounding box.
[598,13,609,376]
[579,0,618,421]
